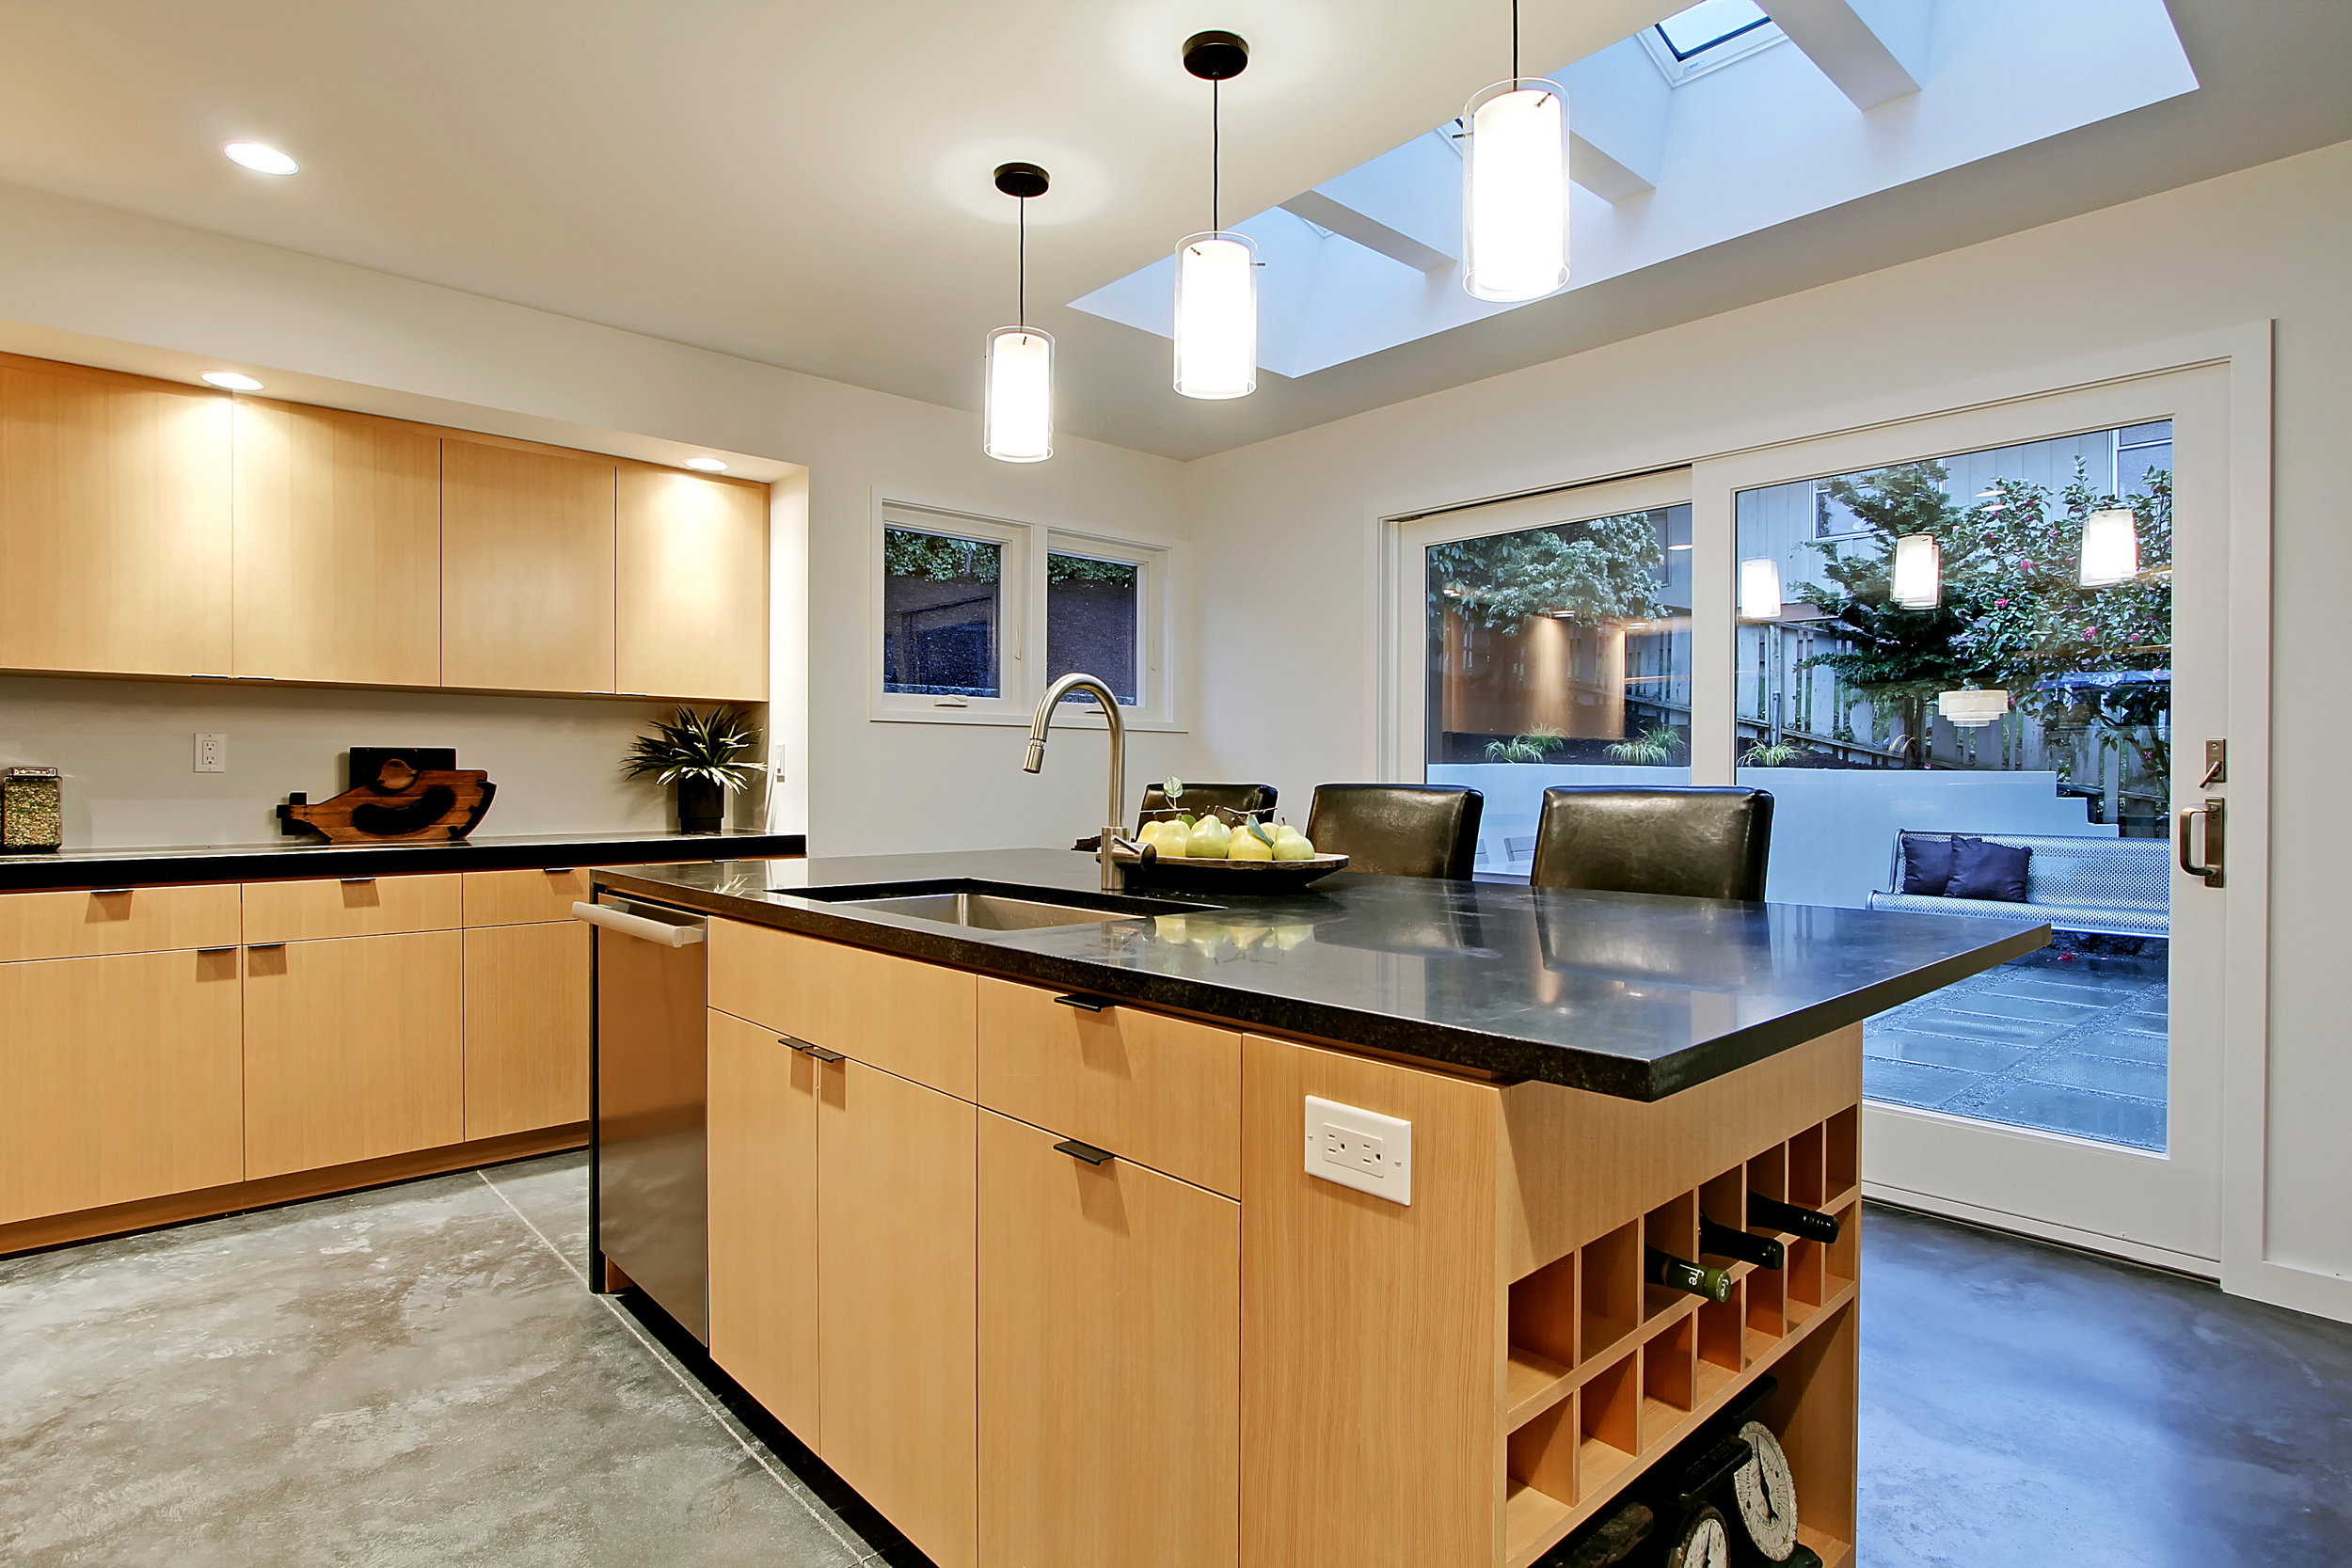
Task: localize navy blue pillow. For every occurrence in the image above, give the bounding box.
[1947,838,2030,902]
[1900,833,1957,895]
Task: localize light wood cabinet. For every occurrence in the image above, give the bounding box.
[707,1008,820,1439]
[241,872,463,944]
[977,1110,1239,1568]
[977,977,1242,1196]
[0,948,244,1225]
[243,930,465,1178]
[0,353,232,676]
[616,467,768,701]
[231,399,442,685]
[818,1056,977,1568]
[708,921,977,1100]
[0,883,240,963]
[462,921,589,1139]
[440,437,615,693]
[462,867,595,927]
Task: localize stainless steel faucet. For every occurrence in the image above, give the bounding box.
[1023,672,1127,891]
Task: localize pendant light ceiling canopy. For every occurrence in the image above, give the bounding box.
[1173,29,1258,401]
[984,160,1054,463]
[1463,1,1570,303]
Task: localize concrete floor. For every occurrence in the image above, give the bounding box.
[4,1153,2347,1566]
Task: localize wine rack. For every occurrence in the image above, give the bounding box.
[1502,1104,1861,1568]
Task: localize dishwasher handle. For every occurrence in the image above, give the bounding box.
[572,900,707,947]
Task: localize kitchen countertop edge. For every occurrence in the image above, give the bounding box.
[0,831,807,891]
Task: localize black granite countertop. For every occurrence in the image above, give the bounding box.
[0,830,806,891]
[596,847,2046,1101]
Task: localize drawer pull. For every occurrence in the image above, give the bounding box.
[1054,993,1112,1013]
[246,942,287,950]
[779,1036,846,1063]
[1054,1138,1117,1166]
[92,888,134,897]
[339,877,378,885]
[197,946,237,955]
[545,867,577,875]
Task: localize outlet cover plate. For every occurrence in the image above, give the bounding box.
[194,733,228,773]
[1305,1095,1412,1205]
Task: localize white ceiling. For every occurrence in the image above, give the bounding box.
[0,1,2344,461]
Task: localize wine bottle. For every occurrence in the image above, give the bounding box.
[1747,1192,1840,1243]
[1645,1247,1733,1304]
[1699,1214,1785,1270]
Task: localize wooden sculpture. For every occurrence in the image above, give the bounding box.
[278,754,497,843]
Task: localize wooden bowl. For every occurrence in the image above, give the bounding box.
[1123,851,1351,893]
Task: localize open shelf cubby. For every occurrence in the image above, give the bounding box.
[1500,1101,1864,1568]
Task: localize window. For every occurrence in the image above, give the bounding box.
[1654,0,1772,61]
[872,500,1178,727]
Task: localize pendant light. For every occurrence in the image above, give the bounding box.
[1463,0,1569,302]
[1174,30,1256,400]
[1738,558,1784,622]
[984,162,1054,463]
[1891,534,1942,609]
[2079,508,2139,587]
[1936,689,2011,727]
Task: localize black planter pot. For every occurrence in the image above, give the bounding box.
[675,777,725,834]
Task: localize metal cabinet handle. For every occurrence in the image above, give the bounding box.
[246,942,286,950]
[1053,1138,1116,1165]
[1054,993,1112,1013]
[570,901,707,946]
[339,877,377,885]
[92,888,133,896]
[2176,798,2225,888]
[778,1036,845,1063]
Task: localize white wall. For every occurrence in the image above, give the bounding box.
[0,180,1192,859]
[1182,140,2352,1307]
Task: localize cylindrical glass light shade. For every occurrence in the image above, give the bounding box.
[1463,78,1569,303]
[984,325,1054,463]
[2079,508,2139,587]
[1738,558,1784,622]
[1936,689,2011,727]
[1891,533,1942,609]
[1174,231,1257,399]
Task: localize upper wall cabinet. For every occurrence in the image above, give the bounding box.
[232,399,442,686]
[440,437,617,694]
[616,468,768,702]
[0,354,232,677]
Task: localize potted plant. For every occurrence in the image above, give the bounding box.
[624,706,760,833]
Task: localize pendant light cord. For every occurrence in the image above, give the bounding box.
[1512,0,1520,81]
[1017,196,1027,327]
[1212,78,1221,233]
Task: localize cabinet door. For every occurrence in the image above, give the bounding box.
[244,930,465,1178]
[615,467,768,701]
[977,1111,1239,1568]
[0,353,231,676]
[232,399,441,685]
[462,921,589,1139]
[707,1008,819,1439]
[440,437,615,692]
[0,948,244,1225]
[819,1058,977,1568]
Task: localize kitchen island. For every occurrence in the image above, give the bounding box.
[594,848,2043,1568]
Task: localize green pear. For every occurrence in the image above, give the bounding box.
[1187,816,1232,858]
[1272,832,1317,862]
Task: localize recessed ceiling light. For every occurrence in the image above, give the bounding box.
[201,371,264,390]
[224,142,298,175]
[683,457,728,472]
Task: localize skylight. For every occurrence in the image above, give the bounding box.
[1655,0,1772,62]
[1069,0,2201,382]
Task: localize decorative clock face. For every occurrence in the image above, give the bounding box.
[1667,1506,1732,1568]
[1733,1419,1802,1561]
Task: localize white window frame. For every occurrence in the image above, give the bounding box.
[869,494,1184,730]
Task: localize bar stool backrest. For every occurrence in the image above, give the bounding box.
[1529,785,1774,901]
[1305,784,1486,880]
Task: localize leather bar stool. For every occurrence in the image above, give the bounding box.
[1528,786,1773,901]
[1305,784,1486,880]
[1138,781,1277,827]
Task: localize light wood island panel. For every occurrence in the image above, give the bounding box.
[708,920,977,1100]
[706,1008,821,1439]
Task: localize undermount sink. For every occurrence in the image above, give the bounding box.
[787,879,1205,933]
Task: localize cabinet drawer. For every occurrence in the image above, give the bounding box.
[241,873,462,943]
[463,866,594,927]
[977,978,1240,1197]
[0,883,241,962]
[708,920,976,1101]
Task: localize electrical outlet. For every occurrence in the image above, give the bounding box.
[1304,1095,1412,1205]
[194,733,228,773]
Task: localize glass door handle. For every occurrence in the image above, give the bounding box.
[2177,799,2224,888]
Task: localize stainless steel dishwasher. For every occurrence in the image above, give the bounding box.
[576,893,709,1342]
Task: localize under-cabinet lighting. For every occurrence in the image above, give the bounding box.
[1891,534,1941,609]
[2079,509,2139,587]
[201,372,263,390]
[684,457,729,472]
[224,142,298,175]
